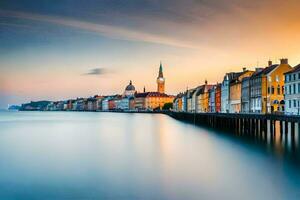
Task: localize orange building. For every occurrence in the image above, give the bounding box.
[215,83,221,113]
[229,69,254,113]
[134,92,174,110]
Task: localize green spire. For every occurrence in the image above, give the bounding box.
[159,61,163,78]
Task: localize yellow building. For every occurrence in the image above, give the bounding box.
[134,63,174,110]
[134,92,174,110]
[265,59,292,113]
[250,59,292,113]
[229,70,254,113]
[196,81,214,113]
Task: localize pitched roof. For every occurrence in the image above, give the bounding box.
[251,64,279,78]
[135,92,149,98]
[285,64,300,74]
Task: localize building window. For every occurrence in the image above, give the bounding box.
[268,87,270,94]
[277,86,280,95]
[271,86,275,94]
[268,76,272,82]
[298,83,300,93]
[298,73,300,80]
[293,84,296,94]
[282,86,285,95]
[294,100,297,108]
[289,85,292,94]
[289,100,291,108]
[293,74,296,81]
[286,75,289,82]
[289,75,292,81]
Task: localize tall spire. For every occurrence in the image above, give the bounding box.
[158,61,163,78]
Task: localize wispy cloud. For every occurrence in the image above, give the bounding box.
[82,68,109,76]
[0,10,196,49]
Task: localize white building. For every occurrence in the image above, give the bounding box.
[102,98,110,111]
[284,64,300,115]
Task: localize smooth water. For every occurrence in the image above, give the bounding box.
[0,111,299,200]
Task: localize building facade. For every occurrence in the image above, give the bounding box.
[209,86,216,113]
[215,83,221,113]
[241,77,251,113]
[229,70,254,113]
[284,64,300,115]
[250,59,292,113]
[221,72,243,113]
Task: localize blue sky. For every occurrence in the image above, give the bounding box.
[1,0,300,108]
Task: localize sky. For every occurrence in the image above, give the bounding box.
[1,0,300,108]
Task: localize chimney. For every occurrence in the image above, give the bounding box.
[143,86,146,93]
[255,68,263,72]
[205,79,208,85]
[280,58,288,65]
[242,67,246,72]
[268,60,272,66]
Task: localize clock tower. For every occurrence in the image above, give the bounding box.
[157,62,165,93]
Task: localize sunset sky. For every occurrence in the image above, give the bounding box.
[1,0,300,108]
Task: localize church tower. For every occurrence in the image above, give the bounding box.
[157,62,165,93]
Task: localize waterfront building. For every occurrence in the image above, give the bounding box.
[229,69,254,113]
[108,98,117,110]
[66,100,74,110]
[134,92,174,110]
[193,86,201,112]
[124,80,136,97]
[94,95,104,111]
[196,81,214,113]
[209,86,216,113]
[186,89,196,112]
[157,62,165,93]
[181,92,187,112]
[174,93,184,112]
[284,64,300,115]
[76,99,85,111]
[215,83,222,113]
[118,97,134,110]
[250,59,292,113]
[221,71,244,113]
[241,77,251,113]
[87,98,97,111]
[72,100,77,111]
[134,92,148,110]
[101,97,112,111]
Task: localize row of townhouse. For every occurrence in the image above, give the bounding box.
[174,58,300,115]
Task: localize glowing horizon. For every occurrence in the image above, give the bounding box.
[1,0,300,108]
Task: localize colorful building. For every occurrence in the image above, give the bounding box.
[250,59,292,113]
[284,64,300,115]
[241,77,251,113]
[134,92,174,110]
[229,69,254,113]
[215,83,221,113]
[209,85,216,112]
[221,71,244,113]
[196,81,214,113]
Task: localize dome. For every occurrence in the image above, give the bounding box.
[125,80,135,91]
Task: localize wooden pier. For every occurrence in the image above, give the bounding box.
[168,112,300,139]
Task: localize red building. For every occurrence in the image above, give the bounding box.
[215,83,222,113]
[108,99,116,110]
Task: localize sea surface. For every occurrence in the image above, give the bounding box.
[0,111,299,200]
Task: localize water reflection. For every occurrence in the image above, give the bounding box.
[0,111,300,199]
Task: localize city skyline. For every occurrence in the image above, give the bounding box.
[2,0,300,108]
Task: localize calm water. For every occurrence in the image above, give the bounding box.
[0,111,300,200]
